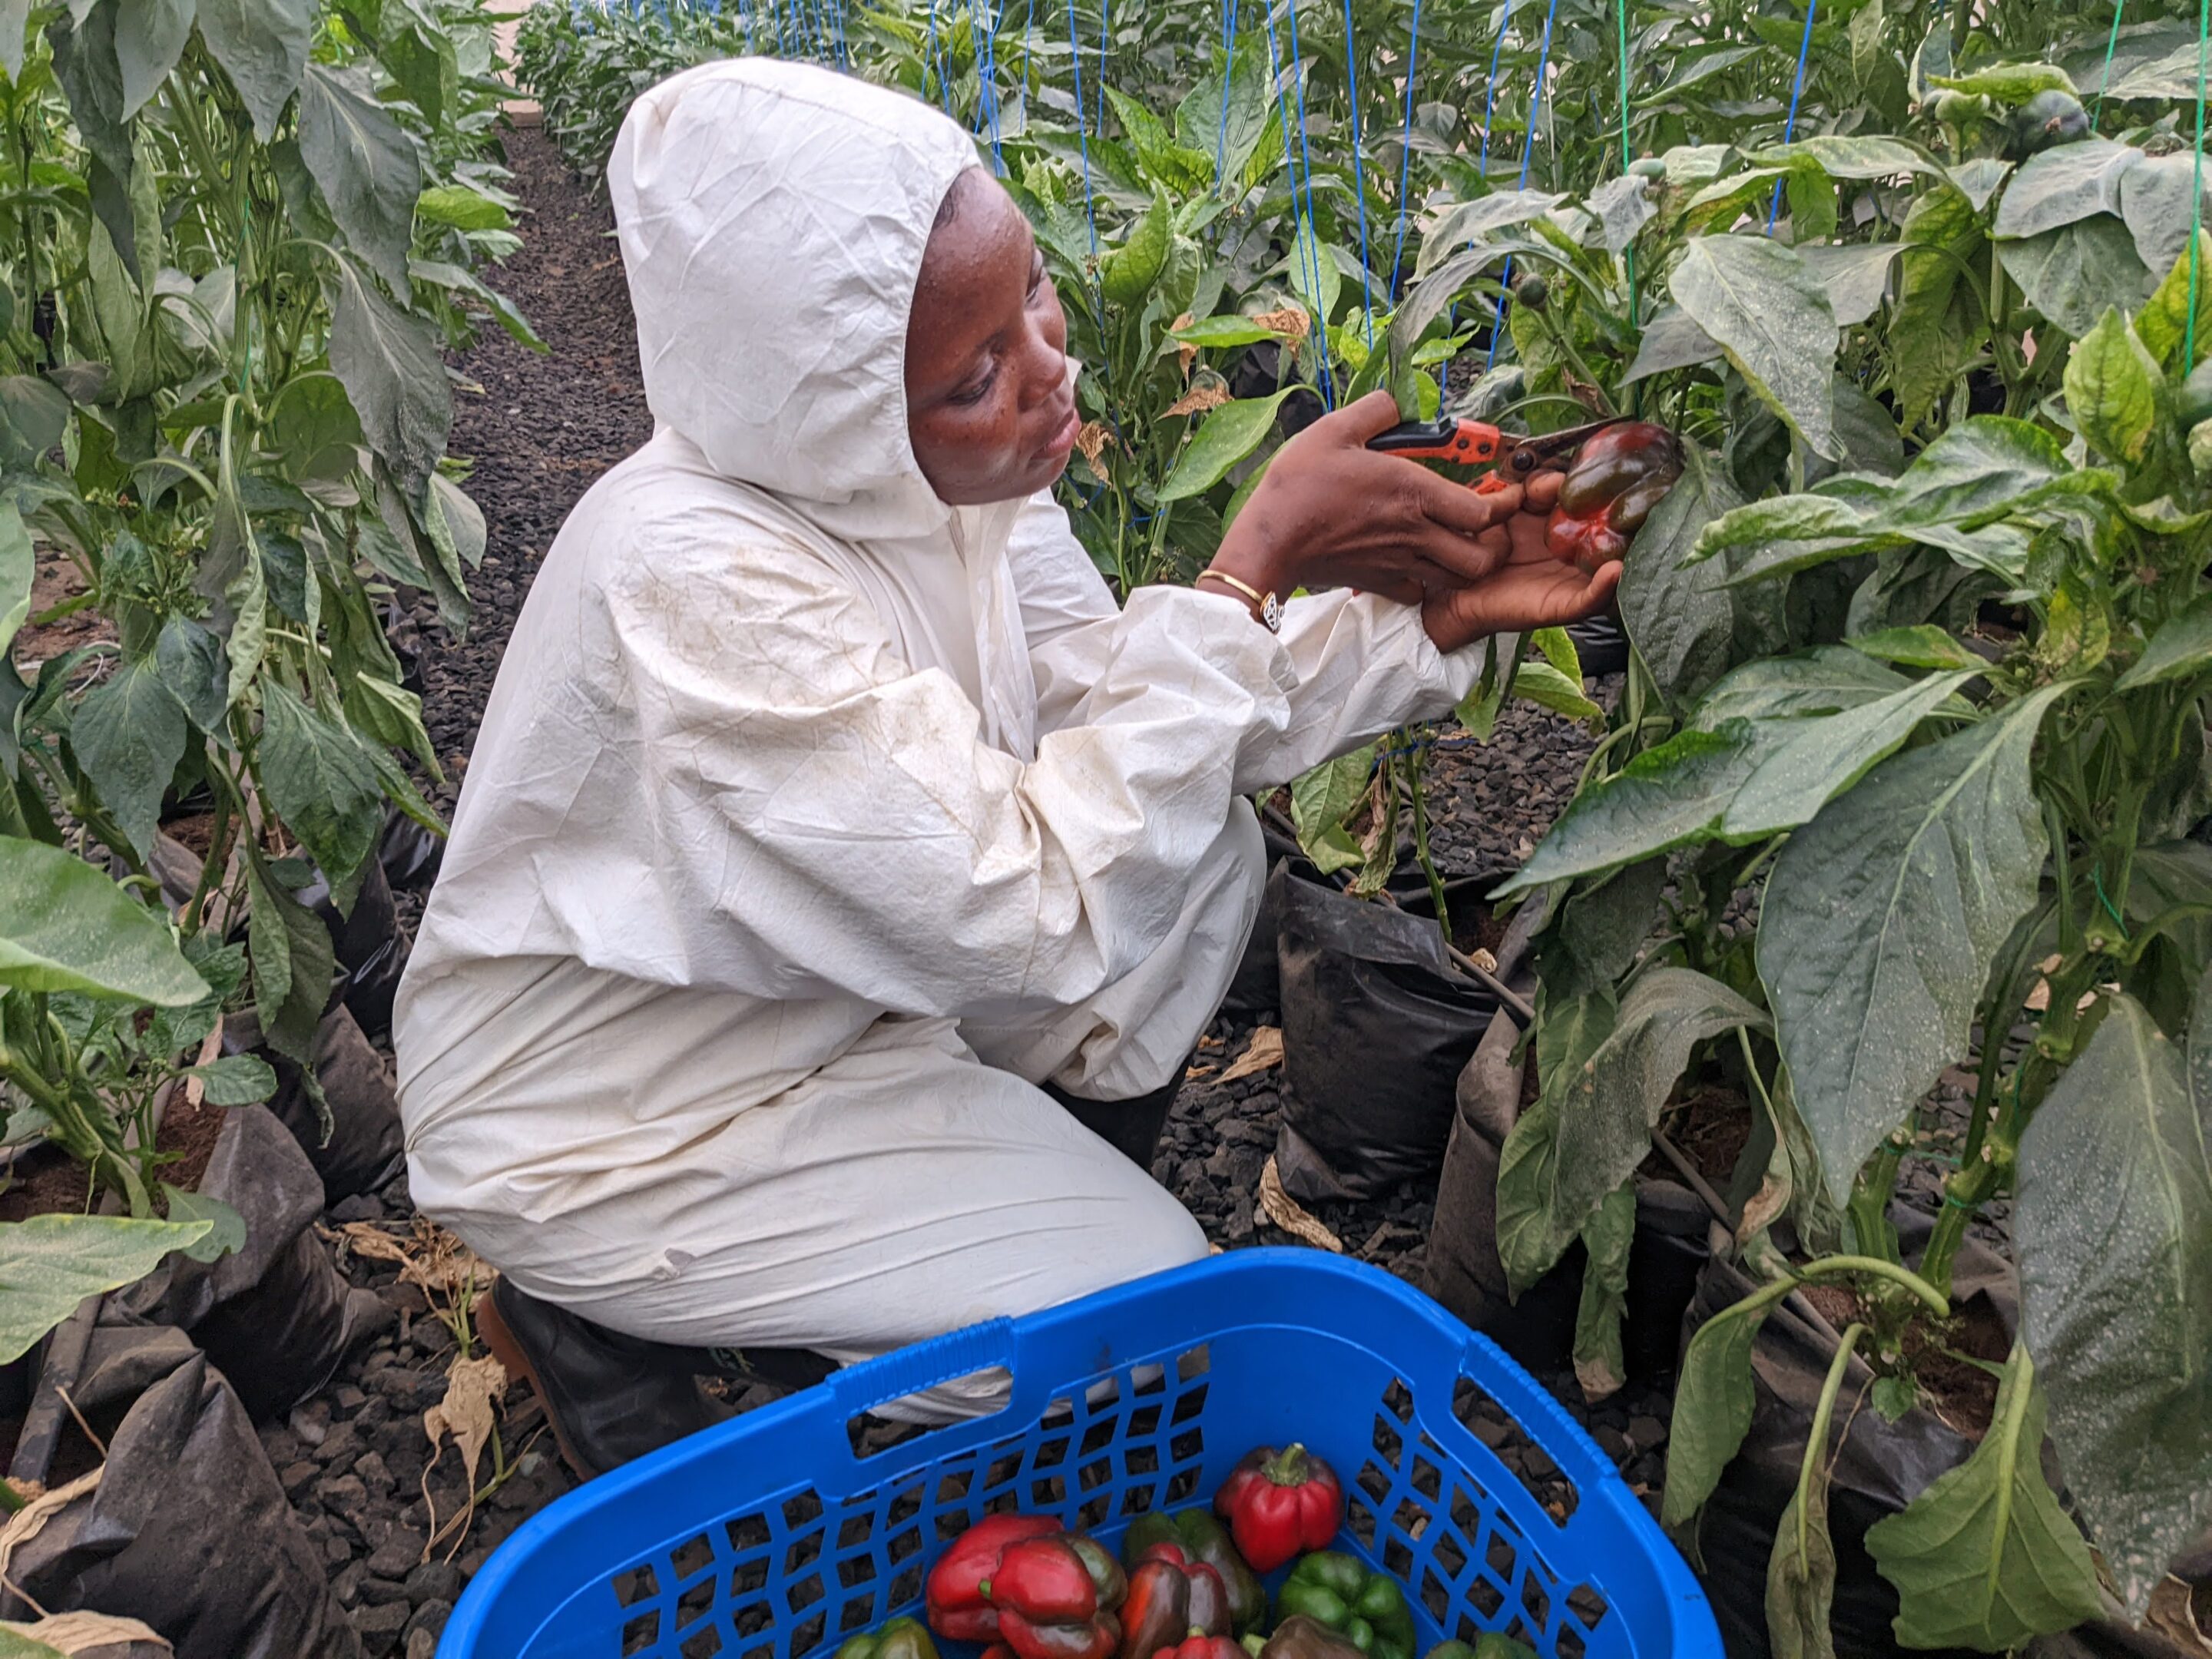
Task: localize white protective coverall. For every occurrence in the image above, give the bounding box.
[391,58,1494,1390]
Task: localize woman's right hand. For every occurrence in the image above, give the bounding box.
[1204,390,1522,608]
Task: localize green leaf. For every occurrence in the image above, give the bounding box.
[1759,134,1947,180]
[69,656,187,863]
[1158,390,1292,501]
[1865,1347,2104,1647]
[1169,315,1286,349]
[257,679,382,891]
[2138,230,2212,371]
[243,846,333,1061]
[296,62,419,294]
[326,250,452,487]
[159,1183,245,1263]
[1289,744,1374,876]
[0,836,205,1003]
[179,1053,277,1106]
[1889,183,1981,430]
[1496,986,1618,1291]
[0,502,30,657]
[0,1625,68,1658]
[265,372,364,484]
[1622,306,1723,384]
[2063,307,2159,462]
[2015,989,2212,1616]
[2000,217,2153,340]
[1670,235,1839,461]
[1510,658,1601,722]
[1285,214,1340,329]
[1992,138,2143,241]
[1694,647,1917,725]
[1932,61,2074,102]
[1845,625,1988,671]
[1588,174,1655,255]
[195,0,314,141]
[0,1214,214,1364]
[1412,192,1564,276]
[1661,1288,1776,1529]
[1618,442,1745,708]
[1721,670,1979,839]
[414,182,512,232]
[114,0,194,116]
[2118,593,2212,690]
[1571,1181,1636,1402]
[1799,243,1901,328]
[2118,153,2212,287]
[0,377,68,469]
[154,615,229,737]
[1759,686,2067,1207]
[1101,187,1171,306]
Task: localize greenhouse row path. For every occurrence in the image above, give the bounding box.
[272,127,1671,1658]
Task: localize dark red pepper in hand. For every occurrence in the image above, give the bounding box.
[927,1515,1127,1659]
[1118,1542,1232,1659]
[1543,422,1681,573]
[1212,1444,1343,1571]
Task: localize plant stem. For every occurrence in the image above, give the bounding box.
[1796,1253,1949,1318]
[1790,1321,1865,1563]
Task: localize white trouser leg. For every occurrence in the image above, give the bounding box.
[959,803,1265,1100]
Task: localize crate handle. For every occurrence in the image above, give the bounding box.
[830,1316,1022,1424]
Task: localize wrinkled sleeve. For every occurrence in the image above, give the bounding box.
[1015,492,1493,790]
[609,535,1295,1018]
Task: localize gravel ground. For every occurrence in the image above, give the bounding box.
[265,127,1662,1657]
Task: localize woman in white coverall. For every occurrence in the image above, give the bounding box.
[389,57,1619,1477]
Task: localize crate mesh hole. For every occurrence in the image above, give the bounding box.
[1081,1419,1117,1455]
[934,1514,969,1541]
[1449,1490,1480,1533]
[1171,1429,1203,1462]
[1356,1460,1391,1504]
[889,1486,922,1525]
[615,1566,661,1607]
[1035,1435,1071,1469]
[1557,1627,1588,1659]
[987,1453,1022,1488]
[670,1535,714,1579]
[741,1646,773,1659]
[889,1528,922,1564]
[1383,1537,1414,1579]
[1486,1533,1517,1582]
[1452,1377,1579,1522]
[839,1515,873,1549]
[1469,1578,1505,1620]
[1434,1533,1467,1581]
[1119,1484,1156,1517]
[1505,1619,1535,1649]
[1453,1614,1480,1644]
[681,1626,724,1659]
[891,1566,922,1605]
[734,1559,770,1596]
[1171,1384,1208,1425]
[1382,1378,1415,1423]
[1126,1444,1159,1477]
[794,1612,826,1653]
[684,1582,722,1628]
[737,1605,774,1638]
[1078,1493,1111,1530]
[1392,1496,1429,1540]
[839,1599,876,1632]
[1164,1467,1200,1502]
[937,1472,972,1505]
[1175,1344,1210,1380]
[786,1534,823,1572]
[1079,1457,1113,1493]
[1520,1577,1550,1628]
[1568,1584,1608,1631]
[787,1572,824,1614]
[624,1613,660,1655]
[1372,1416,1405,1468]
[784,1493,824,1529]
[1129,1403,1161,1437]
[1419,1568,1450,1623]
[1345,1495,1377,1550]
[1410,1456,1442,1501]
[1134,1366,1167,1396]
[1031,1475,1067,1506]
[838,1555,878,1590]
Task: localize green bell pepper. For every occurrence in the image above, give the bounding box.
[1422,1637,1536,1659]
[837,1618,941,1659]
[1273,1554,1416,1659]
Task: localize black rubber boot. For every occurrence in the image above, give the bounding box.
[1044,1061,1188,1171]
[478,1277,830,1481]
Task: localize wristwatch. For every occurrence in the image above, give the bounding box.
[1196,568,1283,633]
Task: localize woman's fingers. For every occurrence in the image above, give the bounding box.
[1522,469,1565,512]
[1411,469,1524,539]
[1326,388,1415,444]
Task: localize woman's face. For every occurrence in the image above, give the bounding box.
[905,170,1077,505]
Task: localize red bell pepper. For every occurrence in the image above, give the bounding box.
[1211,1444,1343,1571]
[1118,1542,1231,1659]
[926,1515,1127,1659]
[1156,1637,1245,1659]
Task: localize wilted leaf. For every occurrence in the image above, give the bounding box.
[1759,686,2066,1206]
[0,1215,212,1364]
[1865,1347,2104,1647]
[0,1611,171,1656]
[2015,989,2212,1616]
[1662,1287,1776,1529]
[1571,1181,1635,1402]
[1766,1428,1839,1659]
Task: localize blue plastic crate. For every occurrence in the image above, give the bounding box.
[440,1249,1719,1659]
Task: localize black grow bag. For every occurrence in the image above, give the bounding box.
[1272,859,1502,1201]
[1565,613,1631,677]
[222,1005,406,1207]
[1424,1005,1711,1382]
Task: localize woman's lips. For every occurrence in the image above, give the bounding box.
[1036,402,1081,461]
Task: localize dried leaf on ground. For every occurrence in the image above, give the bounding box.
[1218,1026,1283,1084]
[1165,382,1230,418]
[2147,1576,2212,1654]
[329,1217,489,1296]
[1,1611,172,1654]
[1259,1155,1343,1252]
[422,1353,508,1561]
[0,1469,102,1590]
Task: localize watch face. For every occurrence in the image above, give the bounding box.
[1261,592,1285,632]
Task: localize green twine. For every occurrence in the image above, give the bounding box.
[2091,0,2125,130]
[2091,866,2131,941]
[2189,0,2208,370]
[1614,0,1637,320]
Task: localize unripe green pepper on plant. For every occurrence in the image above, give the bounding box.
[1272,1552,1417,1659]
[1544,421,1683,573]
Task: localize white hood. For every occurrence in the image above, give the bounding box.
[608,58,982,541]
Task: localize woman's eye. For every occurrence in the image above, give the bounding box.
[949,371,996,407]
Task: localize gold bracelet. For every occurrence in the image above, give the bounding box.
[1196,568,1283,633]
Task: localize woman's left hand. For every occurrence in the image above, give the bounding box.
[1418,472,1622,652]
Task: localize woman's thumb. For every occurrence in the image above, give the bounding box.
[1328,388,1409,443]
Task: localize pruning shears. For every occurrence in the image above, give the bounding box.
[1365,416,1628,483]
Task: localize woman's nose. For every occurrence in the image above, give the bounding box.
[1018,286,1070,407]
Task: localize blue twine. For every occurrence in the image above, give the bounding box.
[1339,0,1376,346]
[976,0,1005,164]
[1386,0,1423,298]
[1024,0,1035,98]
[1269,0,1336,405]
[1476,0,1515,177]
[1766,0,1818,232]
[1214,0,1240,190]
[1485,0,1561,370]
[924,0,949,109]
[1068,0,1100,262]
